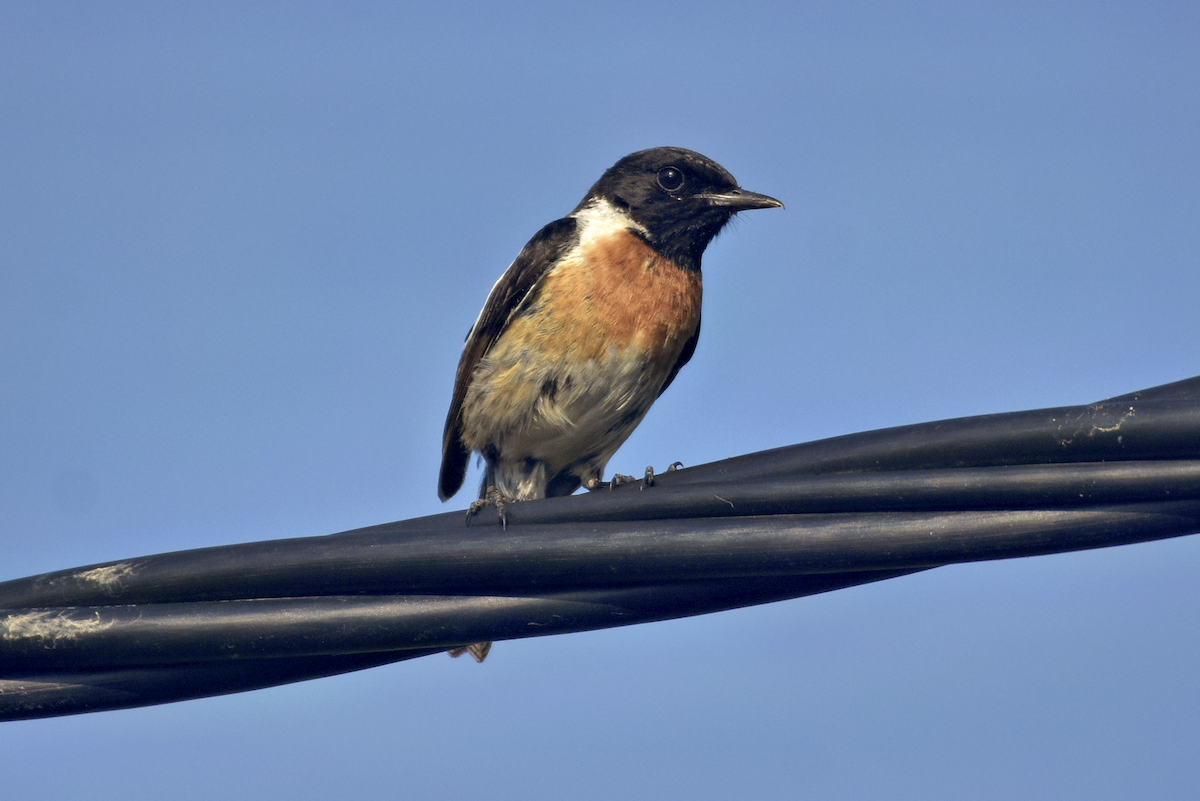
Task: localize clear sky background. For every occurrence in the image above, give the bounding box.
[3,2,1199,798]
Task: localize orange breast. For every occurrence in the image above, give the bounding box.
[459,229,703,464]
[529,229,702,369]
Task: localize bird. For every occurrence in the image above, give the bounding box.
[437,148,782,660]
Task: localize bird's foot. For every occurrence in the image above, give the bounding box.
[584,473,637,492]
[585,462,683,492]
[641,461,683,489]
[448,642,493,662]
[467,486,513,529]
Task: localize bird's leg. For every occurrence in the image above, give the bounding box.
[467,486,511,529]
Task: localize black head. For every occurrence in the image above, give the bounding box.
[576,146,783,271]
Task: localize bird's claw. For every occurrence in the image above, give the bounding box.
[587,462,685,492]
[610,473,637,488]
[585,473,636,492]
[467,486,511,529]
[642,461,683,489]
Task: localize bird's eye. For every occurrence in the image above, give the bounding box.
[657,167,685,192]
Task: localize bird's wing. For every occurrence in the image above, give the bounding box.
[657,312,701,398]
[438,216,580,501]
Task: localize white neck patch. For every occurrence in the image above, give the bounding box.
[572,197,650,245]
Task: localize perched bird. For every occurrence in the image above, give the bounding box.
[438,147,781,661]
[439,146,782,514]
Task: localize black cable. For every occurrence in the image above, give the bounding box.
[2,375,1198,721]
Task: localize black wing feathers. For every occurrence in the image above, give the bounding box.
[437,217,580,500]
[657,313,700,398]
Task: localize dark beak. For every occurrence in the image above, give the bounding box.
[700,188,784,211]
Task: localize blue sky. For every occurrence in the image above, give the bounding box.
[3,2,1199,798]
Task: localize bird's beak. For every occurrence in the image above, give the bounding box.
[700,188,784,211]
